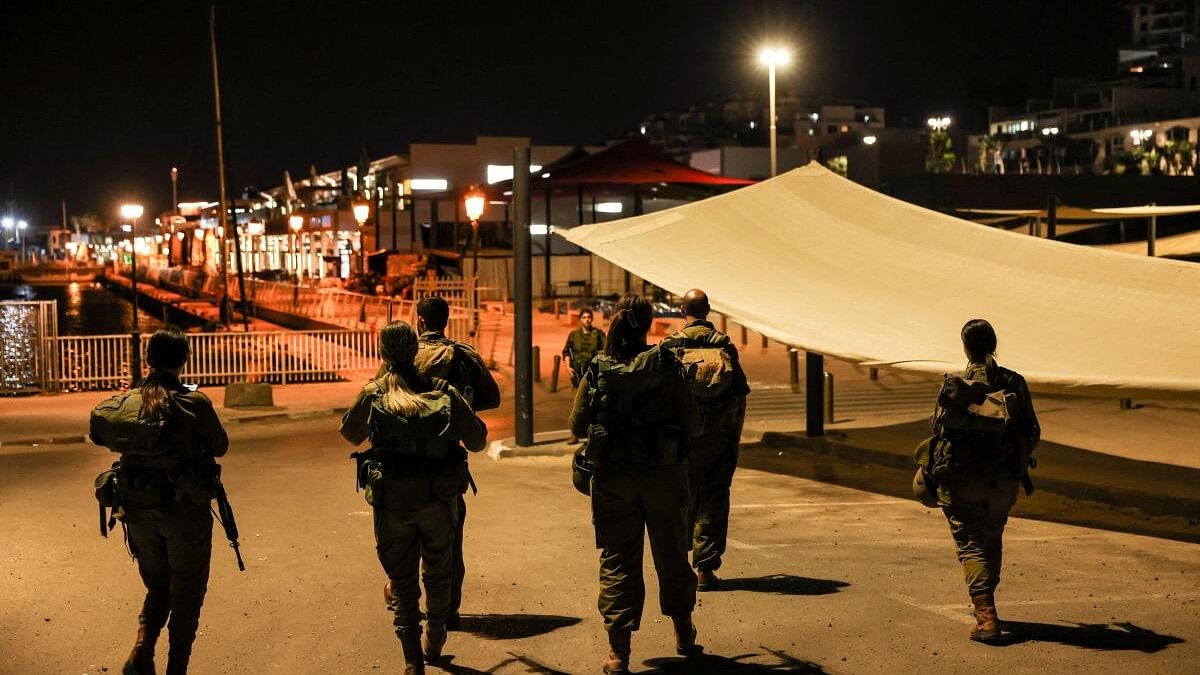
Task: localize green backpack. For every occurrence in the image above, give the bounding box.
[584,349,682,466]
[367,390,456,460]
[89,391,175,456]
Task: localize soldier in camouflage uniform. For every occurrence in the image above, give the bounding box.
[935,319,1039,644]
[563,308,607,389]
[341,321,488,674]
[660,289,750,591]
[412,295,499,631]
[91,329,229,675]
[569,294,701,675]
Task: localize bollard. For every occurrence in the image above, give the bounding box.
[761,334,768,350]
[824,371,834,424]
[788,347,800,393]
[550,354,561,393]
[869,367,878,381]
[532,345,542,382]
[1120,398,1133,410]
[554,299,561,320]
[358,298,367,324]
[740,324,747,346]
[806,352,825,437]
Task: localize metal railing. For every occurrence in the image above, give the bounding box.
[54,330,379,391]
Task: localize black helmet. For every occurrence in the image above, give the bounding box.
[571,446,594,496]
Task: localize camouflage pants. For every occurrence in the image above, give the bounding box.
[591,465,696,632]
[942,475,1019,597]
[449,492,467,617]
[375,497,459,629]
[124,498,213,651]
[687,429,739,572]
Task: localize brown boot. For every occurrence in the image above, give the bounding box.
[396,626,425,675]
[696,568,721,592]
[970,593,1002,643]
[601,629,631,675]
[672,614,702,656]
[164,643,190,675]
[122,623,159,675]
[423,623,447,664]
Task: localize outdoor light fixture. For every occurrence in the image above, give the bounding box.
[529,224,549,236]
[863,135,878,145]
[1041,127,1060,136]
[246,221,265,236]
[120,203,144,221]
[595,202,623,214]
[1,217,13,229]
[464,185,487,223]
[176,231,186,241]
[757,42,792,177]
[926,116,952,131]
[352,199,370,225]
[17,220,27,230]
[121,224,133,233]
[288,214,304,232]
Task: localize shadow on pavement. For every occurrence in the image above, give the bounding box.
[713,574,849,596]
[440,651,571,674]
[642,647,828,674]
[997,620,1185,652]
[454,613,582,640]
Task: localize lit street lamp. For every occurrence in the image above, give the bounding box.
[17,220,28,262]
[352,198,370,276]
[758,44,791,177]
[464,185,487,336]
[927,116,952,132]
[119,203,144,386]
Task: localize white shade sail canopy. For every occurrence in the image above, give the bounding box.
[559,163,1200,398]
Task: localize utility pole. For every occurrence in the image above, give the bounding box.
[513,146,534,446]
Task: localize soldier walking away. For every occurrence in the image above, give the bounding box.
[660,289,749,592]
[569,294,702,674]
[929,319,1039,644]
[340,321,488,674]
[89,328,230,675]
[412,295,499,630]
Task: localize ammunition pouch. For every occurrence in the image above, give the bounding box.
[94,462,122,537]
[116,465,172,510]
[572,445,594,496]
[352,450,459,511]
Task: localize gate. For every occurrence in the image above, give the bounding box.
[0,300,60,394]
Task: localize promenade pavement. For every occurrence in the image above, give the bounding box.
[1,416,1195,674]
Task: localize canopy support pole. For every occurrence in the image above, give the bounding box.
[544,188,553,299]
[1046,195,1057,240]
[1148,203,1157,257]
[806,351,825,437]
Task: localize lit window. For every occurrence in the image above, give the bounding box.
[410,179,449,191]
[595,202,623,213]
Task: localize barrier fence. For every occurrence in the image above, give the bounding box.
[54,329,380,392]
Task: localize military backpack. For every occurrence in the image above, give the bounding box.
[583,349,683,467]
[89,390,178,456]
[414,339,457,382]
[666,327,735,401]
[367,389,456,460]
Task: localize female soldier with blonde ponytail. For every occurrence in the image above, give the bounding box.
[340,321,487,675]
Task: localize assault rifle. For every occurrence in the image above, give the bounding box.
[210,462,245,572]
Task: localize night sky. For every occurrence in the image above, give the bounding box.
[1,0,1128,228]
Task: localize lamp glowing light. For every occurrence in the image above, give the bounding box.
[595,202,623,214]
[352,200,370,225]
[246,221,265,236]
[288,214,304,232]
[862,135,878,145]
[464,185,486,222]
[757,46,791,66]
[120,204,144,220]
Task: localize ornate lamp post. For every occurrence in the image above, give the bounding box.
[352,198,370,277]
[119,203,144,386]
[464,185,486,336]
[288,214,304,283]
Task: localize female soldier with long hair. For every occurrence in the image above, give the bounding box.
[92,328,229,675]
[569,294,701,674]
[934,319,1039,643]
[340,321,487,675]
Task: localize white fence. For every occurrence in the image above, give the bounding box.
[55,330,379,391]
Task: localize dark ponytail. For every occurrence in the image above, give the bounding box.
[604,294,653,361]
[140,328,189,418]
[961,318,998,365]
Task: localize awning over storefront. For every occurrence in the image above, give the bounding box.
[559,162,1200,399]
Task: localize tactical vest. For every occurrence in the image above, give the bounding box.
[584,348,683,467]
[367,389,456,461]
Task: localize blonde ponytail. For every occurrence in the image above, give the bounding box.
[380,371,434,416]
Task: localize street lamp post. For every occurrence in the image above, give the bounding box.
[352,199,370,278]
[170,167,180,215]
[17,220,28,262]
[120,203,145,386]
[288,214,304,285]
[758,45,791,178]
[464,185,487,337]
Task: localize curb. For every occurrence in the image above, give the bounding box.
[754,431,1200,520]
[0,407,349,448]
[487,430,576,460]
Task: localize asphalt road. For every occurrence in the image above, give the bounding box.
[1,417,1196,674]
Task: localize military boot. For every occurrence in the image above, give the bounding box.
[396,626,425,675]
[970,593,1001,643]
[122,622,160,675]
[601,629,631,675]
[164,643,191,675]
[672,614,702,656]
[696,568,721,592]
[423,623,447,664]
